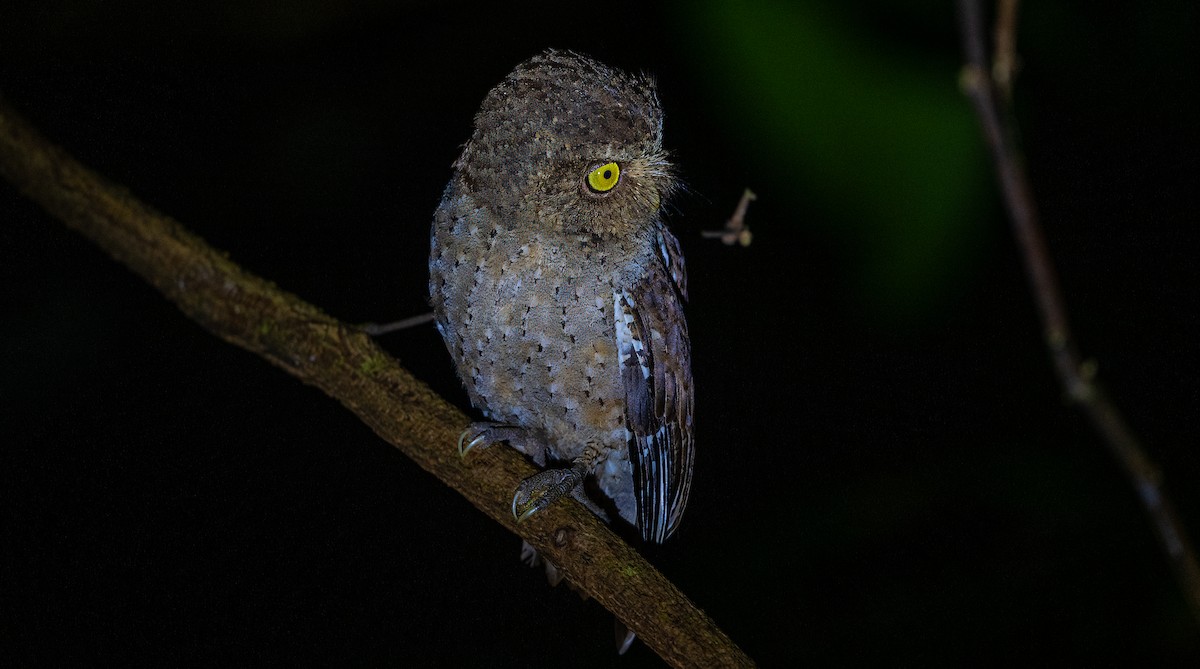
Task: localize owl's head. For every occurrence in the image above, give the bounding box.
[454,49,676,238]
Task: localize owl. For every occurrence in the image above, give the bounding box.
[428,49,693,545]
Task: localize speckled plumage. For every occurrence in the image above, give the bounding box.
[429,50,693,543]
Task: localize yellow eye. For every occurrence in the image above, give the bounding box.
[586,162,620,193]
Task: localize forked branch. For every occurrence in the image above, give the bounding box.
[956,0,1200,627]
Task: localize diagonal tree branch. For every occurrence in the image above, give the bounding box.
[956,0,1200,627]
[0,98,754,668]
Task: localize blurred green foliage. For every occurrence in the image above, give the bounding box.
[681,1,989,322]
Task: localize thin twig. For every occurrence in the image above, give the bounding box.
[360,311,435,335]
[0,98,755,668]
[992,0,1020,101]
[956,0,1200,627]
[701,188,755,246]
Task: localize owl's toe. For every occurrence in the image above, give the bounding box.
[457,426,490,458]
[457,422,550,461]
[511,464,586,523]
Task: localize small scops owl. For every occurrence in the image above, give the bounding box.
[429,49,694,543]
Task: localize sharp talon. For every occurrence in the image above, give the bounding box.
[517,503,540,524]
[511,482,550,523]
[457,430,486,458]
[511,489,524,521]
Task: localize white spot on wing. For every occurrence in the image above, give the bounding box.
[613,290,650,380]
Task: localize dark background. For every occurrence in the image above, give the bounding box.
[2,1,1198,665]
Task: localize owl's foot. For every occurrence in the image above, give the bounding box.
[458,422,548,461]
[511,462,588,523]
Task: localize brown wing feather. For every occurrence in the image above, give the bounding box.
[615,225,694,543]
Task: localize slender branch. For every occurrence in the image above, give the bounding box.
[701,188,756,246]
[956,0,1200,627]
[991,0,1020,101]
[0,98,754,668]
[359,311,435,335]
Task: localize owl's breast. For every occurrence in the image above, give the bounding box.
[431,209,652,461]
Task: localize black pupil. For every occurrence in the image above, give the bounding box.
[602,169,612,180]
